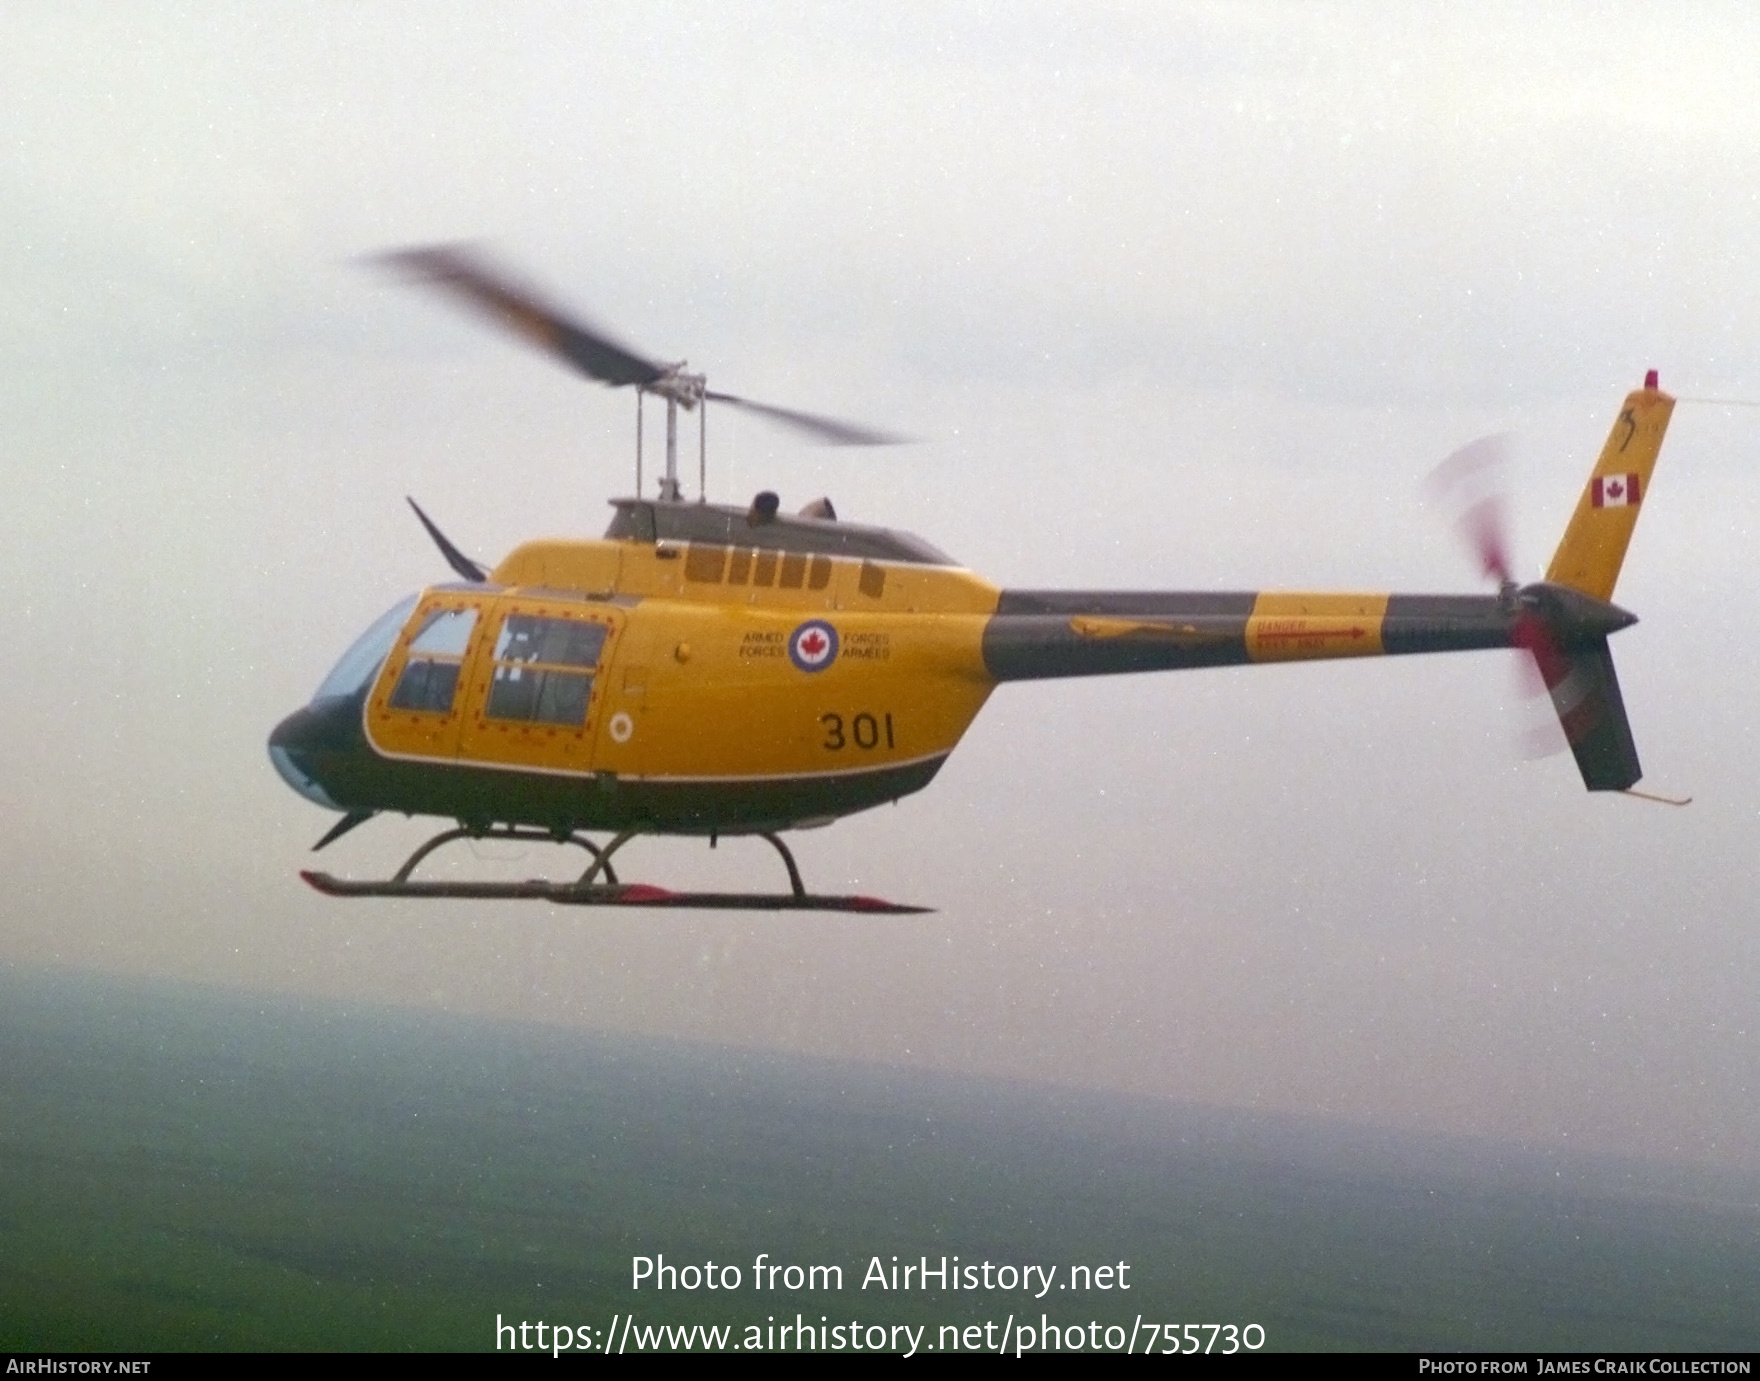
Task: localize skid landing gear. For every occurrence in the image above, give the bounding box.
[300,824,929,914]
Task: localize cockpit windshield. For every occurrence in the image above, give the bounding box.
[313,594,419,702]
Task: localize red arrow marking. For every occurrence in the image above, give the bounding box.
[1254,625,1368,642]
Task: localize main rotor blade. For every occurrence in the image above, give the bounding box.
[376,244,665,389]
[704,390,908,446]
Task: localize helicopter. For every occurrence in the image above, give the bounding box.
[269,245,1676,912]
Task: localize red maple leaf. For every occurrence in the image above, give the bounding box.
[800,631,826,656]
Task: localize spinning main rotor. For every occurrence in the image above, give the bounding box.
[377,245,902,503]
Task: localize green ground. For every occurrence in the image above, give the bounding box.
[1,969,1755,1352]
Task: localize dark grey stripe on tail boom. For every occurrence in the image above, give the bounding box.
[983,615,1253,681]
[1382,594,1515,655]
[985,592,1259,681]
[995,590,1259,617]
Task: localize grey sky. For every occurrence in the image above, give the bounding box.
[3,2,1758,1174]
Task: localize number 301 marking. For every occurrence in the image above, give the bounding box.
[821,712,895,751]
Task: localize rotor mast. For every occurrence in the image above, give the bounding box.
[637,367,708,503]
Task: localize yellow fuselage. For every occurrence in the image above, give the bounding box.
[267,381,1672,845]
[371,534,1002,805]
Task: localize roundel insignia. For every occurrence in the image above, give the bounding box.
[788,619,840,673]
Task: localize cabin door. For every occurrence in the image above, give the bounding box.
[455,598,623,776]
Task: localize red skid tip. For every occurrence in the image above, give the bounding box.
[618,883,678,902]
[1645,368,1659,390]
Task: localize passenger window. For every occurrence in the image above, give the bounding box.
[389,607,479,713]
[485,614,608,727]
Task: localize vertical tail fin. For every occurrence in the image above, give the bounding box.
[1544,372,1675,601]
[1533,372,1674,792]
[1527,632,1643,791]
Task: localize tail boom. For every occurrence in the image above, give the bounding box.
[980,376,1671,793]
[980,586,1632,682]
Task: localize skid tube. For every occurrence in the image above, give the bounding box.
[300,824,930,914]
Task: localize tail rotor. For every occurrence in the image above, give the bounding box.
[1427,371,1678,794]
[1426,432,1516,590]
[1425,434,1566,758]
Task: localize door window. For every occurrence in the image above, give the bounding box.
[484,614,608,726]
[388,607,479,713]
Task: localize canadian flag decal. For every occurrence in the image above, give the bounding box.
[1592,473,1641,508]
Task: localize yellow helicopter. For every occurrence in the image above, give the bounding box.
[269,246,1675,912]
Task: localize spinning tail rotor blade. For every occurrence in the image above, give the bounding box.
[703,390,908,446]
[1509,605,1570,759]
[375,244,665,389]
[1426,433,1515,584]
[1463,494,1512,587]
[1425,432,1568,758]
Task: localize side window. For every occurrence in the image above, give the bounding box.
[485,614,608,727]
[388,608,478,713]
